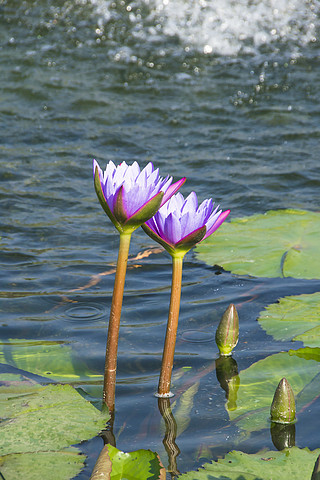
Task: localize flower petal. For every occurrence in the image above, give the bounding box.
[175,225,206,252]
[113,186,129,224]
[161,177,186,206]
[93,164,122,232]
[181,191,198,214]
[125,191,164,228]
[166,211,181,245]
[141,223,176,255]
[204,210,230,239]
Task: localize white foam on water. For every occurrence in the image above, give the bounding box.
[87,0,319,56]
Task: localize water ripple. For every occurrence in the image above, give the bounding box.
[56,303,106,323]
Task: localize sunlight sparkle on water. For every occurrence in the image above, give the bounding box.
[89,0,319,56]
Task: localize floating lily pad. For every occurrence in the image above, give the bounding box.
[90,444,166,479]
[0,375,108,480]
[290,346,320,362]
[178,447,320,480]
[195,209,320,279]
[227,350,320,434]
[0,373,31,385]
[258,292,320,346]
[0,339,102,382]
[0,448,85,480]
[0,381,109,455]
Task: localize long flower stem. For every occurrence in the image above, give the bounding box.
[158,255,184,397]
[103,232,132,412]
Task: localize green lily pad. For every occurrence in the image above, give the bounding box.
[0,448,85,480]
[0,381,109,455]
[0,339,102,383]
[90,444,166,479]
[258,293,320,346]
[0,373,32,385]
[290,346,320,362]
[227,350,320,434]
[195,209,320,279]
[178,447,320,480]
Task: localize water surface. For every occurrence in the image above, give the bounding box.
[1,0,320,477]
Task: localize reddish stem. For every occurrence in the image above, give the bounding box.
[158,255,184,397]
[103,232,132,412]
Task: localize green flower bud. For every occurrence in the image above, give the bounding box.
[270,378,296,424]
[215,304,239,356]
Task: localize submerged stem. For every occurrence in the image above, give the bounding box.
[157,255,184,397]
[103,232,132,412]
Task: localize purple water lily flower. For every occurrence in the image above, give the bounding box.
[142,192,230,257]
[93,159,186,233]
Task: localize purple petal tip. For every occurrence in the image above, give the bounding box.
[161,177,186,206]
[204,209,230,239]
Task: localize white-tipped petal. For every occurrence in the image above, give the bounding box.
[142,191,229,252]
[93,159,185,231]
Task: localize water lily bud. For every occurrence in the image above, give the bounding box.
[270,378,296,424]
[311,454,320,480]
[270,422,295,451]
[215,304,239,356]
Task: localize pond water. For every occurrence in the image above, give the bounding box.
[1,0,320,477]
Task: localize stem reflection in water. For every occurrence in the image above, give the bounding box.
[158,397,181,477]
[90,412,116,479]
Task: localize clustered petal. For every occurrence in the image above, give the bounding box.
[93,159,186,231]
[144,192,230,255]
[95,160,166,217]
